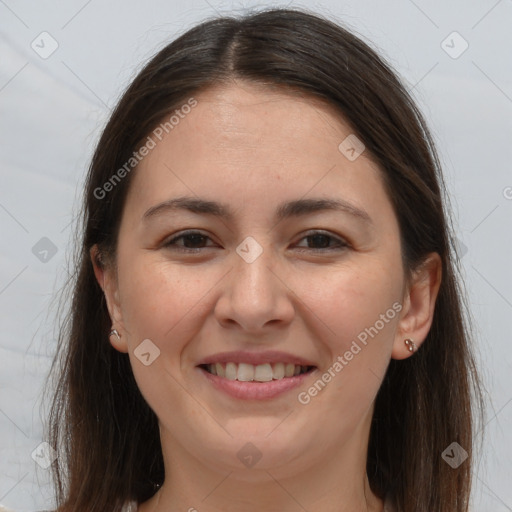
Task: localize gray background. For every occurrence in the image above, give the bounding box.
[0,0,511,510]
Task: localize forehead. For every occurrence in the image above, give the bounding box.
[123,81,391,227]
[172,81,356,165]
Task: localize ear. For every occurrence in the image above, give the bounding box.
[392,252,442,360]
[90,245,129,353]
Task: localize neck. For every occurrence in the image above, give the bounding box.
[139,414,383,512]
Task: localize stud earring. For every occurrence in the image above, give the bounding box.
[404,338,417,353]
[109,328,120,340]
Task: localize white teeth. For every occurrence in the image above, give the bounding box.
[272,362,285,379]
[285,363,295,377]
[225,362,237,380]
[254,363,273,382]
[206,362,311,381]
[237,363,254,382]
[215,363,225,377]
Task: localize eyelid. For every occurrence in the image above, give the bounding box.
[294,230,349,250]
[162,229,349,252]
[162,230,216,251]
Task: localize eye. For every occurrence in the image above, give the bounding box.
[294,230,349,252]
[163,230,217,253]
[163,229,349,254]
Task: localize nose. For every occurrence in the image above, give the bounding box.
[214,243,295,334]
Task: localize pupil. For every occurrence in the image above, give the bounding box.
[185,234,206,248]
[309,234,329,248]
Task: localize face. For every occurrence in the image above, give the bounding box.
[96,81,437,480]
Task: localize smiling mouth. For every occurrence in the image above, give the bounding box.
[199,362,316,382]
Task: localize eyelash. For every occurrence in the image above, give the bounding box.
[162,230,349,253]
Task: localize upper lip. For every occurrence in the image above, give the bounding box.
[197,350,317,367]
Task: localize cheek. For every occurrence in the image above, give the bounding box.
[115,256,220,406]
[293,263,403,424]
[304,257,403,350]
[116,255,221,346]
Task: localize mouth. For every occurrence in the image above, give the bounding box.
[196,357,318,400]
[199,362,316,382]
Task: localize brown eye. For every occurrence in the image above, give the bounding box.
[295,231,349,251]
[164,231,216,252]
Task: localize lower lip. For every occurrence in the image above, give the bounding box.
[198,366,316,400]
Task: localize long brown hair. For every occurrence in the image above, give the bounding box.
[46,7,485,511]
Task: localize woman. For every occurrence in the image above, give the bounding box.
[45,7,484,512]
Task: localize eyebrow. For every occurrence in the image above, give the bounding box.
[143,196,372,224]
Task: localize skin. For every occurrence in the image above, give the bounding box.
[92,80,442,512]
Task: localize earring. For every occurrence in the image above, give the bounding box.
[404,338,417,353]
[109,328,120,340]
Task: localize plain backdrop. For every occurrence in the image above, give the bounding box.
[0,0,511,510]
